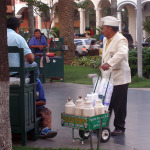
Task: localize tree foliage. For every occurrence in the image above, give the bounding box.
[143,19,150,34]
[20,0,50,22]
[74,0,91,9]
[20,0,54,43]
[129,47,150,78]
[50,27,59,38]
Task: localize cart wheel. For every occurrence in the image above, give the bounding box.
[79,130,90,139]
[97,127,110,143]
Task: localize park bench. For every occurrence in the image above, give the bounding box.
[33,37,65,83]
[8,46,40,146]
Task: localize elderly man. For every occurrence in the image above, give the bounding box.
[99,16,131,136]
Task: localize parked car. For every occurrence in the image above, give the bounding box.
[142,36,150,47]
[122,33,134,49]
[74,38,99,56]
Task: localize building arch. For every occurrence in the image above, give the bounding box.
[142,1,150,39]
[51,2,59,28]
[89,0,97,8]
[53,0,58,6]
[85,1,95,31]
[15,5,27,17]
[97,0,111,27]
[116,1,136,43]
[117,0,136,11]
[142,0,150,5]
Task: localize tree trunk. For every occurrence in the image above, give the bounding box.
[111,0,117,17]
[0,0,12,149]
[28,5,34,38]
[58,0,76,61]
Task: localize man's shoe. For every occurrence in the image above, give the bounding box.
[111,129,124,136]
[39,127,57,139]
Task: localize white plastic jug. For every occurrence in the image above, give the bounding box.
[83,101,95,117]
[94,100,105,115]
[75,96,84,107]
[92,92,98,106]
[75,98,84,116]
[84,97,88,102]
[87,93,98,106]
[65,98,75,115]
[87,93,93,102]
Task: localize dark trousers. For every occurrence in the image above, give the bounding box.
[109,84,128,131]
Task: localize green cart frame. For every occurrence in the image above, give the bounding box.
[61,112,110,146]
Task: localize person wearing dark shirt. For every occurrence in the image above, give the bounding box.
[29,29,47,54]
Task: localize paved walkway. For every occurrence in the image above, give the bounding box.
[25,82,150,150]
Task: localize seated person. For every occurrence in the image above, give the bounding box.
[7,17,39,80]
[36,79,57,138]
[29,29,47,55]
[88,40,99,56]
[7,17,57,138]
[88,40,98,50]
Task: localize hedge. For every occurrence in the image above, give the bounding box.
[129,47,150,78]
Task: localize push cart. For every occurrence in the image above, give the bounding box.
[61,72,112,149]
[61,112,110,145]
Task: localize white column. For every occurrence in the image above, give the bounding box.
[117,11,122,32]
[51,9,55,28]
[78,8,85,34]
[49,2,55,28]
[95,8,101,34]
[135,9,137,44]
[38,13,42,30]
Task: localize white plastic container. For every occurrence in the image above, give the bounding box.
[75,99,84,116]
[65,98,75,115]
[84,97,88,102]
[92,93,98,106]
[94,100,105,115]
[75,96,84,106]
[87,94,93,102]
[83,101,95,117]
[87,93,98,106]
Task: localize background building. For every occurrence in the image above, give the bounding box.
[13,0,150,44]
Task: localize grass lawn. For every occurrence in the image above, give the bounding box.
[64,65,99,85]
[64,65,150,88]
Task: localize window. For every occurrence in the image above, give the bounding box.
[74,40,82,46]
[85,40,91,45]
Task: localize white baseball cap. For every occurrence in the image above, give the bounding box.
[101,16,120,27]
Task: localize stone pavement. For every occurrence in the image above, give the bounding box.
[25,82,150,150]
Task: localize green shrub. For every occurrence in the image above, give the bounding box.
[71,56,102,69]
[72,48,150,79]
[131,74,147,82]
[129,47,150,78]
